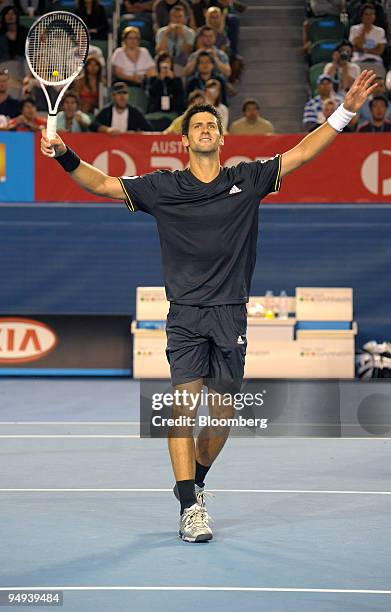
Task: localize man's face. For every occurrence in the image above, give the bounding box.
[208,11,220,27]
[182,111,223,154]
[362,7,375,26]
[63,96,77,117]
[22,102,36,120]
[198,55,213,76]
[0,74,9,95]
[201,30,216,48]
[244,103,259,122]
[318,79,332,97]
[112,91,129,109]
[371,99,387,122]
[170,8,185,24]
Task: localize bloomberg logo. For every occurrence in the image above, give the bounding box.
[0,318,57,363]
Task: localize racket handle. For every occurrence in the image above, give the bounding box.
[46,114,57,142]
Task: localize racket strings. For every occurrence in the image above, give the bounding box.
[27,12,88,84]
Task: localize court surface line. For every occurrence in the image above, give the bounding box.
[0,488,390,495]
[0,586,390,594]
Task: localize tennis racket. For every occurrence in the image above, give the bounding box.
[25,11,89,147]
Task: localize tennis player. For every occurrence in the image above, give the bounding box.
[41,69,376,543]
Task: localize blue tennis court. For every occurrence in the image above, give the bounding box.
[1,379,390,611]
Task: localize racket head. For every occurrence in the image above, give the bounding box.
[25,11,89,87]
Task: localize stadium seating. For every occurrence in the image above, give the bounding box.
[127,86,148,113]
[309,62,327,95]
[309,17,346,43]
[309,39,342,65]
[118,14,154,46]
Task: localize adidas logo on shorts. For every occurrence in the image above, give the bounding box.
[237,335,245,344]
[229,185,242,195]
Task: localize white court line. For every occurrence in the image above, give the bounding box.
[0,434,391,440]
[0,586,389,594]
[0,488,390,495]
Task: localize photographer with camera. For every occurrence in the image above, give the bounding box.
[324,40,361,95]
[148,52,185,115]
[156,5,195,78]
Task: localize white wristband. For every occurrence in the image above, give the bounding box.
[327,103,356,132]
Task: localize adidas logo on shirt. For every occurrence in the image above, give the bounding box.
[229,185,242,195]
[237,335,245,344]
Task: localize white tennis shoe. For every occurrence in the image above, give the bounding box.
[179,503,213,543]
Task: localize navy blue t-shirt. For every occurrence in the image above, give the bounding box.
[119,156,282,305]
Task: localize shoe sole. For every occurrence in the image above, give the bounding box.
[179,531,213,543]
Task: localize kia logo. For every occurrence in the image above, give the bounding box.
[93,150,136,176]
[0,318,57,363]
[361,150,391,196]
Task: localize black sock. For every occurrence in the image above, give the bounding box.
[177,479,197,515]
[195,461,211,488]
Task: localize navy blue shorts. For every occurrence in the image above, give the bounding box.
[165,303,247,395]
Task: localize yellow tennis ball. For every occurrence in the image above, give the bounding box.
[52,70,59,77]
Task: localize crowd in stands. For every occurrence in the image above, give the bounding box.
[0,0,273,135]
[303,0,391,132]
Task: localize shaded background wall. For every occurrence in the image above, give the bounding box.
[1,203,390,348]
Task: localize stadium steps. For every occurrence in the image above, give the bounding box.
[230,0,307,133]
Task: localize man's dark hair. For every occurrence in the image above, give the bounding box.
[182,103,223,136]
[196,50,214,68]
[63,92,79,104]
[21,97,37,109]
[369,95,388,109]
[242,97,260,112]
[187,89,205,105]
[199,25,214,36]
[336,39,353,52]
[360,2,376,18]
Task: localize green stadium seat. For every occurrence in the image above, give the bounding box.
[128,86,148,113]
[309,17,346,43]
[145,111,178,131]
[119,14,154,45]
[140,39,155,56]
[309,62,327,95]
[19,15,35,30]
[92,39,108,61]
[309,39,342,65]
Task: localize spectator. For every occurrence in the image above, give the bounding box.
[186,50,227,104]
[153,0,190,30]
[324,40,361,95]
[122,0,153,14]
[0,67,20,118]
[111,26,156,86]
[0,6,28,61]
[13,0,46,17]
[359,75,391,122]
[205,6,229,53]
[323,97,358,131]
[90,81,152,134]
[56,92,91,133]
[308,0,344,17]
[155,5,195,77]
[74,55,105,115]
[147,52,185,113]
[303,74,343,132]
[349,3,386,65]
[204,78,228,130]
[185,25,231,80]
[8,97,46,131]
[75,0,109,41]
[0,112,8,129]
[358,94,391,131]
[229,97,274,135]
[163,87,205,133]
[209,0,242,59]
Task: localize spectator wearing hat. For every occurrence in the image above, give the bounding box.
[0,67,20,118]
[229,98,274,135]
[90,81,152,134]
[324,40,361,95]
[358,95,391,131]
[303,74,343,132]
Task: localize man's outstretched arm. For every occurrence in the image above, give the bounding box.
[280,70,377,179]
[41,130,124,199]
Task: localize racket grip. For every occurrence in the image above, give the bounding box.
[46,114,57,142]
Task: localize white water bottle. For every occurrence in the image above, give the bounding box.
[278,290,288,319]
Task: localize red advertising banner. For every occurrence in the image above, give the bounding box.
[34,133,391,203]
